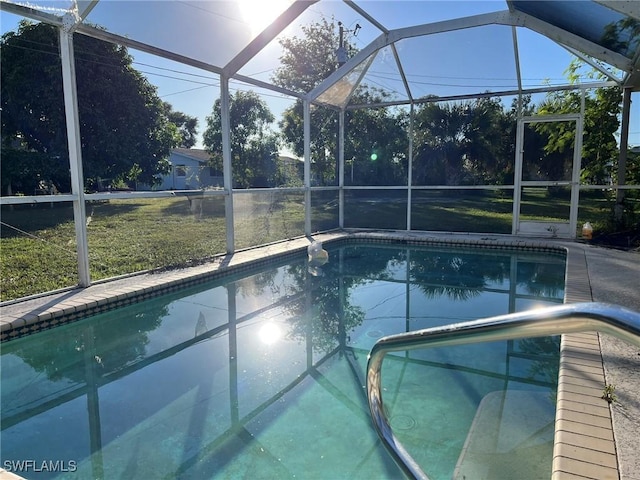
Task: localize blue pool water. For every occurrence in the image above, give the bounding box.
[1,243,565,479]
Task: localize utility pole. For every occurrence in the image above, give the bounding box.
[336,21,361,67]
[337,22,348,66]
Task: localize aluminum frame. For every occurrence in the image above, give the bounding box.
[1,0,639,296]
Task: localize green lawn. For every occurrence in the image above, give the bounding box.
[0,188,630,301]
[1,198,217,300]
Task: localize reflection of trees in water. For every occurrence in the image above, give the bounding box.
[416,283,481,302]
[340,247,409,283]
[235,268,281,298]
[7,301,169,384]
[283,247,408,354]
[281,246,566,354]
[284,265,366,354]
[518,336,561,387]
[411,250,564,300]
[233,260,313,301]
[409,250,510,300]
[8,246,566,384]
[516,261,565,298]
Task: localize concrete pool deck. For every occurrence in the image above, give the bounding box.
[1,231,638,480]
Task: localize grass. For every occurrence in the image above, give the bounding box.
[1,195,299,301]
[0,188,629,302]
[412,191,514,233]
[233,191,306,249]
[84,197,228,277]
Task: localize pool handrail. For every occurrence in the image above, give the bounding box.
[366,302,640,480]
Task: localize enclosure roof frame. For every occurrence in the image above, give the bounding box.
[2,0,639,106]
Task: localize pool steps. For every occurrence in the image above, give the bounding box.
[367,302,640,479]
[454,390,555,479]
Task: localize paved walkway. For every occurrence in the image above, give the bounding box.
[584,245,640,480]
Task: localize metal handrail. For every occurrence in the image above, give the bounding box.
[366,302,640,480]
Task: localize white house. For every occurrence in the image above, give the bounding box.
[157,148,222,190]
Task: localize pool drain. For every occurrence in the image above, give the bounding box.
[366,330,384,338]
[389,414,416,430]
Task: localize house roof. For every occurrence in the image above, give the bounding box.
[172,148,212,164]
[278,154,304,164]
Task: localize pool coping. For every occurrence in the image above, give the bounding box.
[555,243,618,480]
[0,230,622,480]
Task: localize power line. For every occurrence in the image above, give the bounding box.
[132,61,217,81]
[4,32,637,106]
[2,41,289,99]
[368,70,570,85]
[160,85,216,99]
[138,70,216,87]
[2,32,608,91]
[5,36,629,106]
[174,0,246,26]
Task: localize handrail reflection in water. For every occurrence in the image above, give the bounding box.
[366,302,640,480]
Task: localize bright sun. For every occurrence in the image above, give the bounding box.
[237,0,291,36]
[258,322,282,345]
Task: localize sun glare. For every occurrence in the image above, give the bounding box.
[258,322,283,345]
[237,0,290,36]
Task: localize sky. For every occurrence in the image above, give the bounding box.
[1,0,638,151]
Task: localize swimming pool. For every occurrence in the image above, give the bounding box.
[1,242,565,479]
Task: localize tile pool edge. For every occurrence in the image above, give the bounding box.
[0,231,617,480]
[0,234,331,341]
[553,246,618,480]
[0,231,567,342]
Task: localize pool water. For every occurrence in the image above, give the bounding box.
[1,243,565,479]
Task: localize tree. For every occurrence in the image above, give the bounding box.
[344,98,409,186]
[273,17,352,95]
[462,96,517,185]
[412,101,470,185]
[1,21,192,192]
[535,60,621,185]
[626,148,640,186]
[411,96,538,187]
[273,18,408,186]
[163,102,198,148]
[279,100,338,185]
[203,90,278,188]
[273,17,344,185]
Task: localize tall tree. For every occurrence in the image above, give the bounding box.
[273,17,350,95]
[163,102,198,148]
[1,21,190,193]
[412,101,470,185]
[462,96,516,185]
[273,18,408,186]
[626,148,640,186]
[535,60,621,185]
[203,90,278,188]
[412,96,534,186]
[278,100,339,186]
[344,97,409,186]
[273,18,344,186]
[272,18,354,185]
